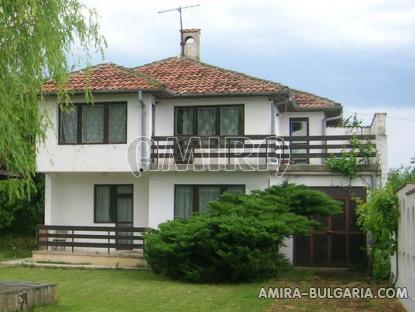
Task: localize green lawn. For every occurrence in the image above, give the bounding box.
[0,266,273,312]
[0,267,405,312]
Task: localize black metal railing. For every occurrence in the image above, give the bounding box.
[37,225,151,254]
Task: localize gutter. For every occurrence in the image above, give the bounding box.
[138,90,147,171]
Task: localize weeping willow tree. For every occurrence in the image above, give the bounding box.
[0,1,105,200]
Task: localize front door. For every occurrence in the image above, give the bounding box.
[293,187,366,267]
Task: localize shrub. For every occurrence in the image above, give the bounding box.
[145,214,290,283]
[357,187,399,280]
[144,183,342,283]
[0,174,44,234]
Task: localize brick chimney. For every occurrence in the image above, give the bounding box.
[182,29,201,60]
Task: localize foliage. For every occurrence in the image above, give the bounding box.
[0,0,105,199]
[357,163,415,280]
[144,183,342,283]
[326,136,375,180]
[372,248,392,281]
[0,174,44,234]
[387,164,415,190]
[357,187,399,280]
[341,113,363,127]
[0,235,36,261]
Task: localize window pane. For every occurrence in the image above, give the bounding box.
[82,105,104,143]
[290,119,308,164]
[198,108,216,136]
[109,104,127,143]
[291,120,308,136]
[225,185,245,194]
[198,186,221,214]
[176,108,194,135]
[60,107,78,143]
[95,186,111,222]
[175,186,194,218]
[117,197,133,223]
[117,185,133,194]
[221,107,242,135]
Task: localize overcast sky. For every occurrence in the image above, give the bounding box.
[84,0,415,168]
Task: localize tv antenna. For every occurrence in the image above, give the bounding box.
[158,4,200,56]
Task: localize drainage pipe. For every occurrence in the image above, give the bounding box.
[138,90,146,170]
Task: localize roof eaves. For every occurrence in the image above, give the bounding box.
[289,89,342,111]
[167,90,287,98]
[43,87,173,96]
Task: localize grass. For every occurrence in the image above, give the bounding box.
[0,266,271,312]
[0,267,405,312]
[0,235,36,261]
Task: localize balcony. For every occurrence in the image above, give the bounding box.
[150,134,377,172]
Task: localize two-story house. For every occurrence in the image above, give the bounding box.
[35,29,387,268]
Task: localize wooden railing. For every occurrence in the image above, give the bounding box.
[151,134,376,166]
[37,225,151,254]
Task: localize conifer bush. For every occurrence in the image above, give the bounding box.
[144,183,341,283]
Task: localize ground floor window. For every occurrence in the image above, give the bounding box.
[174,184,245,218]
[94,184,133,223]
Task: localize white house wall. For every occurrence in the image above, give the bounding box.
[37,93,154,173]
[392,184,415,312]
[278,111,325,137]
[147,171,270,228]
[154,96,273,136]
[44,172,149,228]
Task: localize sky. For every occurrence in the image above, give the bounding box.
[84,0,415,168]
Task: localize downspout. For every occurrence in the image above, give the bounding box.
[138,90,146,171]
[269,96,290,186]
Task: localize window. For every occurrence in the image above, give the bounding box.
[175,105,244,137]
[174,185,245,218]
[94,185,133,223]
[82,105,105,143]
[59,102,127,144]
[289,118,309,164]
[60,106,78,144]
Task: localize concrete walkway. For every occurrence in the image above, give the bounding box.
[0,258,146,270]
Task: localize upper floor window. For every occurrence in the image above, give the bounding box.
[59,102,127,144]
[175,105,244,136]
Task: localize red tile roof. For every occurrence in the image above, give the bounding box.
[135,57,286,95]
[42,63,164,93]
[291,90,340,109]
[43,58,340,110]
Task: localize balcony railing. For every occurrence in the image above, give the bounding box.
[37,225,151,254]
[151,134,376,168]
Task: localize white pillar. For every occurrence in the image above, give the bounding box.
[44,173,53,224]
[370,113,387,186]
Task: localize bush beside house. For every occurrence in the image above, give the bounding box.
[144,183,342,283]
